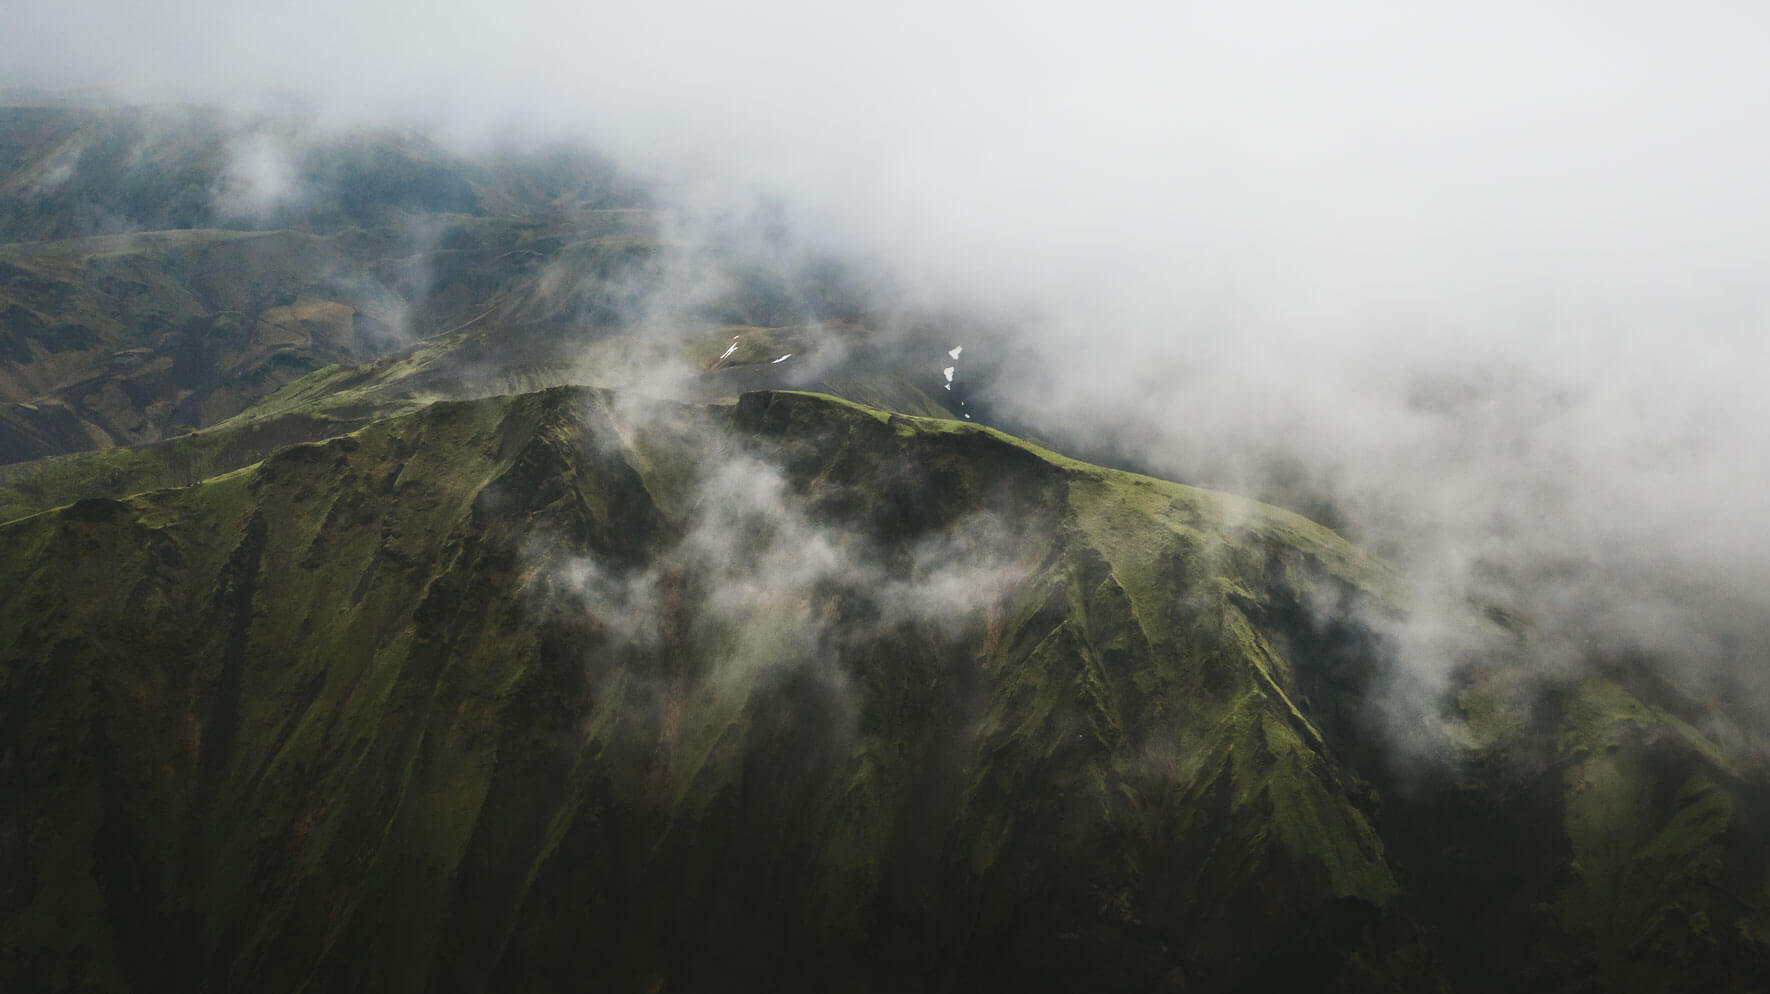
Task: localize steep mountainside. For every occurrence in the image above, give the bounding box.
[3,387,1426,991]
[4,386,1767,992]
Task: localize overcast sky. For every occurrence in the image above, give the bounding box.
[9,0,1770,692]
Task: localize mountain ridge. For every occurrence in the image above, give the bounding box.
[3,103,1770,993]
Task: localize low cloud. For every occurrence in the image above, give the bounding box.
[543,426,1024,716]
[8,0,1770,720]
[213,130,305,219]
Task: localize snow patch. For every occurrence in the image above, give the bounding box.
[772,353,793,364]
[948,345,964,360]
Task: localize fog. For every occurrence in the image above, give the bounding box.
[9,0,1770,704]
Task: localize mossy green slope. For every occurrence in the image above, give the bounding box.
[1,386,1434,992]
[1395,664,1770,993]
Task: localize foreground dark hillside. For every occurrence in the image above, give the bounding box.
[3,386,1767,992]
[1,386,1428,991]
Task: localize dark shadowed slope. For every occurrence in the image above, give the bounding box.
[2,386,1437,992]
[5,386,1766,991]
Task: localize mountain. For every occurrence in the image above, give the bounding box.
[2,101,1769,993]
[0,385,1419,990]
[5,384,1768,992]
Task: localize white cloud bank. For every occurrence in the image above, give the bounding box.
[8,0,1770,694]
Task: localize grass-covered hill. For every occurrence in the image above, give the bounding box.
[0,386,1421,991]
[3,384,1768,992]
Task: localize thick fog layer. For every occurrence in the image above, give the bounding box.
[9,1,1770,704]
